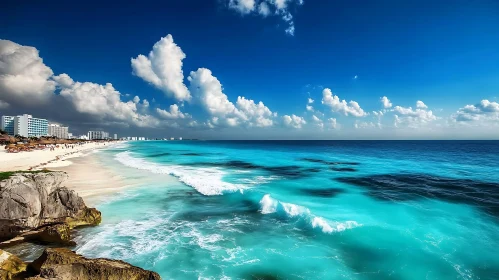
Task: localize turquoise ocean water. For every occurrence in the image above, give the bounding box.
[74,141,499,279]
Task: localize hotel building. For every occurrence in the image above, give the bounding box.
[87,131,110,140]
[1,114,48,137]
[48,123,69,139]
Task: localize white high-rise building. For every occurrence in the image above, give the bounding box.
[113,134,118,140]
[2,114,48,137]
[87,131,110,140]
[48,124,69,139]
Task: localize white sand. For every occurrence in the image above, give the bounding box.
[50,154,129,205]
[0,142,119,172]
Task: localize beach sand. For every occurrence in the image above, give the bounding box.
[49,154,129,206]
[0,142,115,172]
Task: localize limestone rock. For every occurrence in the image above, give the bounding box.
[0,172,101,241]
[0,249,27,279]
[35,224,75,246]
[28,248,161,280]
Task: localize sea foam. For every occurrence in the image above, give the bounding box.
[259,194,361,234]
[115,151,245,196]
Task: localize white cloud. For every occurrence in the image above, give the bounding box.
[380,96,392,109]
[353,75,358,80]
[188,68,274,127]
[306,105,314,111]
[156,104,188,119]
[452,100,499,123]
[355,121,376,129]
[322,88,367,117]
[188,68,237,116]
[131,35,191,101]
[416,100,428,109]
[327,118,337,129]
[142,99,150,108]
[283,114,306,128]
[0,39,56,105]
[133,96,140,103]
[59,76,159,128]
[308,98,314,104]
[223,0,303,35]
[229,0,256,14]
[258,2,270,16]
[236,96,274,127]
[53,73,74,88]
[393,101,437,128]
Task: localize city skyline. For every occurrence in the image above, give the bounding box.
[1,1,498,139]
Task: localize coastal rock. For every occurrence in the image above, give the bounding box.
[0,172,101,241]
[28,248,161,280]
[0,249,27,279]
[35,224,75,246]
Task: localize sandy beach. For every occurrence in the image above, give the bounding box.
[0,142,116,172]
[1,141,132,206]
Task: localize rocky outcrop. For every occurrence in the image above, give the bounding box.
[27,248,161,280]
[0,172,101,241]
[0,249,27,279]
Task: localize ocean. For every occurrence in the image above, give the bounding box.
[75,140,499,279]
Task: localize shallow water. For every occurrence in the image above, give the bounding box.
[73,141,499,279]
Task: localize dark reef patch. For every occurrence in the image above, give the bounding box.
[301,158,360,166]
[336,173,499,217]
[184,160,321,179]
[330,167,357,172]
[179,152,206,156]
[146,152,172,158]
[299,187,344,197]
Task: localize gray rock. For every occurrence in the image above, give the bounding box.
[0,172,100,241]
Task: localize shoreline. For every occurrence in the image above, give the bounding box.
[1,141,132,206]
[49,154,129,206]
[0,142,122,172]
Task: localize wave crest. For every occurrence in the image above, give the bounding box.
[115,151,246,196]
[259,194,361,234]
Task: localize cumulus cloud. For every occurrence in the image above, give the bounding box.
[283,114,306,128]
[306,105,314,111]
[156,104,188,119]
[236,96,274,127]
[308,98,314,104]
[131,35,191,101]
[0,39,163,131]
[224,0,304,35]
[188,68,274,127]
[132,96,140,103]
[416,100,428,109]
[322,88,367,117]
[53,73,74,88]
[59,77,160,127]
[327,118,337,129]
[393,101,437,128]
[451,100,499,123]
[0,39,56,105]
[380,96,392,109]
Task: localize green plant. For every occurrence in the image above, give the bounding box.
[0,169,54,181]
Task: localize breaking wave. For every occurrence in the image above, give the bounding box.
[115,151,246,196]
[259,194,361,234]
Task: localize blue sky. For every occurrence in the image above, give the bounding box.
[1,0,499,139]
